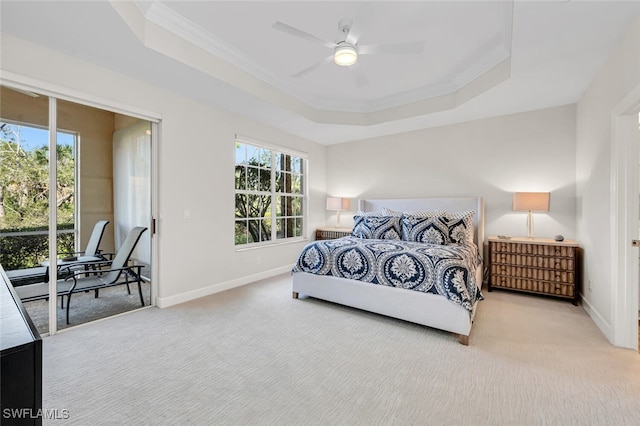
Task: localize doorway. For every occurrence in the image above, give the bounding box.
[611,85,640,350]
[0,84,157,335]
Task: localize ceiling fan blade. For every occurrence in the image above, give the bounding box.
[292,55,334,79]
[273,21,335,49]
[345,3,374,45]
[358,40,425,55]
[345,24,363,46]
[350,63,369,87]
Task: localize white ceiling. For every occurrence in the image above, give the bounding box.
[2,1,640,145]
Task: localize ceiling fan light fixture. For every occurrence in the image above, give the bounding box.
[334,43,357,66]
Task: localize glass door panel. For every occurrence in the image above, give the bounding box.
[0,85,51,335]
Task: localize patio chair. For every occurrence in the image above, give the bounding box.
[57,220,110,263]
[15,226,148,324]
[6,220,110,287]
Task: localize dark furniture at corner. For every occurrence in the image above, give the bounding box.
[488,236,580,306]
[1,272,42,426]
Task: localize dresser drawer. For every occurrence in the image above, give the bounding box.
[490,241,575,258]
[491,253,575,270]
[490,265,574,284]
[489,275,575,298]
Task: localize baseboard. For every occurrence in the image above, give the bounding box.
[581,293,612,342]
[156,265,293,308]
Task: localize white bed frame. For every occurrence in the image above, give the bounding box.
[292,197,484,345]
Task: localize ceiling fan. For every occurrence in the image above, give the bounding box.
[272,18,425,87]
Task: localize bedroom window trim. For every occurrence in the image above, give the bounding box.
[234,135,307,248]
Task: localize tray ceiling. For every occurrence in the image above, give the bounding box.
[1,1,640,144]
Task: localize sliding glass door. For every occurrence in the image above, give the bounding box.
[0,84,155,335]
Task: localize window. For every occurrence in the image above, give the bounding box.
[235,138,305,246]
[0,121,77,269]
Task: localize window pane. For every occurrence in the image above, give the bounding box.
[259,168,270,192]
[247,219,260,243]
[291,197,301,216]
[259,219,271,242]
[274,153,282,171]
[235,166,246,190]
[291,173,301,194]
[295,218,303,237]
[235,142,246,165]
[285,217,295,238]
[260,195,271,218]
[235,194,248,218]
[247,166,260,190]
[248,195,262,218]
[275,171,283,192]
[291,156,301,173]
[235,221,248,245]
[247,145,260,165]
[280,196,292,217]
[283,173,291,193]
[260,148,271,169]
[278,153,291,172]
[276,218,285,239]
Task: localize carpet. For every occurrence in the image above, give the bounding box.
[39,274,640,425]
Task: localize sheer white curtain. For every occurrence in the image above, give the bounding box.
[113,120,151,266]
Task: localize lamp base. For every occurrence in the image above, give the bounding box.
[526,210,534,239]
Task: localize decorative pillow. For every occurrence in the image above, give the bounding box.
[401,210,475,245]
[352,215,401,240]
[441,210,475,244]
[401,215,449,245]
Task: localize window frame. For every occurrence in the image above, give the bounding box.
[234,135,308,249]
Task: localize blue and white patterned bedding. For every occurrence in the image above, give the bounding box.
[292,236,484,313]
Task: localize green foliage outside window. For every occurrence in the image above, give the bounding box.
[0,122,75,269]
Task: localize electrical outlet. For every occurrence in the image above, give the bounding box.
[588,280,592,292]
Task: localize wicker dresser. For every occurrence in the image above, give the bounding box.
[315,227,352,240]
[488,236,580,305]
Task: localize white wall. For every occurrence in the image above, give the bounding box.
[0,34,327,306]
[576,16,640,340]
[325,105,578,245]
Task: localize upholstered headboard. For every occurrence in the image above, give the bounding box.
[358,197,485,258]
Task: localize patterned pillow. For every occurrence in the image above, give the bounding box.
[401,211,475,245]
[352,215,401,240]
[401,215,449,245]
[441,210,475,244]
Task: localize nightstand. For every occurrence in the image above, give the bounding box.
[488,236,580,305]
[315,227,352,240]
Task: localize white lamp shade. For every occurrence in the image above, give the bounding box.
[326,197,350,211]
[512,192,550,212]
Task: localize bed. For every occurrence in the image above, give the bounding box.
[291,197,484,345]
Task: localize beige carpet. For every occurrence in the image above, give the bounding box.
[41,274,640,425]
